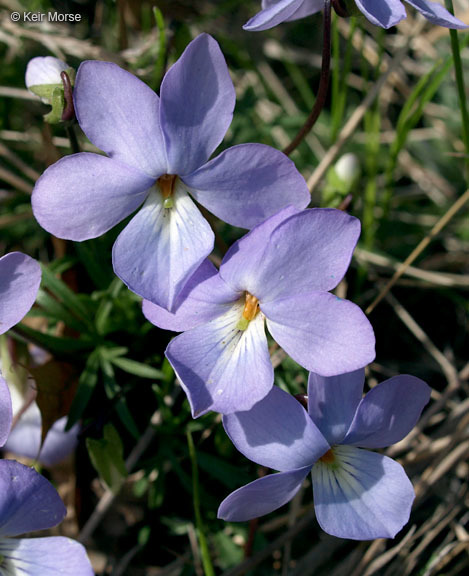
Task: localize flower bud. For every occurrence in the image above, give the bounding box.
[335,153,360,184]
[25,56,75,123]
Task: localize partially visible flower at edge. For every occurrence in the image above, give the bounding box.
[243,0,468,31]
[218,369,431,540]
[0,252,41,336]
[143,206,375,417]
[32,33,310,311]
[0,378,93,574]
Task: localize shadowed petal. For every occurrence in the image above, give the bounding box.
[32,153,152,241]
[343,375,431,448]
[113,182,214,310]
[285,0,324,21]
[166,303,272,416]
[0,376,12,447]
[75,61,167,177]
[223,386,329,471]
[184,144,309,229]
[143,260,239,332]
[219,206,299,294]
[312,446,414,540]
[0,537,94,575]
[264,292,375,376]
[308,370,365,445]
[254,209,361,302]
[0,252,41,335]
[160,34,235,175]
[404,0,468,28]
[218,466,311,521]
[0,460,66,537]
[244,0,305,31]
[355,0,406,28]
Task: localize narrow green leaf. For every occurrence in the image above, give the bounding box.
[66,350,100,429]
[111,356,164,380]
[86,423,128,492]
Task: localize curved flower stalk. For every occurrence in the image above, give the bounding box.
[0,252,41,335]
[143,207,375,416]
[244,0,467,31]
[218,369,431,540]
[32,34,310,311]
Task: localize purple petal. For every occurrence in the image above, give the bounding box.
[166,303,272,416]
[0,537,94,575]
[308,370,365,445]
[343,375,431,449]
[255,209,361,303]
[184,144,309,229]
[143,260,239,332]
[263,292,375,376]
[355,0,407,28]
[285,0,324,21]
[0,375,12,447]
[218,466,311,522]
[32,153,152,241]
[219,206,299,294]
[0,252,41,335]
[223,386,329,471]
[0,460,66,537]
[75,61,167,177]
[113,184,214,310]
[244,0,305,31]
[312,446,415,540]
[404,0,468,28]
[160,34,235,175]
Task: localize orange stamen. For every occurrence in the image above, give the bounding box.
[242,293,259,322]
[319,449,335,464]
[157,174,177,199]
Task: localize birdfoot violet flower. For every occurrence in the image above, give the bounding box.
[218,369,431,540]
[244,0,467,31]
[32,33,310,311]
[144,207,375,416]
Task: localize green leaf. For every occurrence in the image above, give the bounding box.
[66,349,100,429]
[15,325,95,355]
[86,423,128,492]
[110,356,164,380]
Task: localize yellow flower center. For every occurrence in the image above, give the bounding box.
[236,292,260,331]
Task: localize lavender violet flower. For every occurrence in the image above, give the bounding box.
[218,369,431,540]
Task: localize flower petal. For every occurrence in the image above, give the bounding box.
[218,466,311,522]
[308,370,365,445]
[75,61,167,177]
[223,386,329,471]
[243,0,305,31]
[0,375,12,447]
[404,0,468,28]
[0,537,94,575]
[160,34,235,175]
[355,0,407,28]
[184,144,310,229]
[113,182,214,310]
[0,252,41,335]
[143,260,239,332]
[0,460,65,537]
[255,209,361,303]
[219,206,299,294]
[343,375,431,448]
[264,292,375,376]
[312,446,415,540]
[285,0,324,21]
[32,153,153,241]
[25,56,67,89]
[166,303,272,416]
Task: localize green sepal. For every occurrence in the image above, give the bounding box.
[44,87,65,124]
[29,83,63,101]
